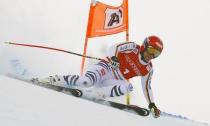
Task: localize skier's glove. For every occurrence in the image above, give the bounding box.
[110,56,120,69]
[149,103,161,118]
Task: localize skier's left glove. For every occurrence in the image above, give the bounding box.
[149,103,161,118]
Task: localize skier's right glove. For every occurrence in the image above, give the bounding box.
[110,56,120,69]
[149,103,161,118]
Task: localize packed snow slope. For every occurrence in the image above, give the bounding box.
[0,75,208,126]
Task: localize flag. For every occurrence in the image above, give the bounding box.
[86,0,128,38]
[81,0,129,74]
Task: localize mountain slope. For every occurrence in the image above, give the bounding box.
[0,75,209,126]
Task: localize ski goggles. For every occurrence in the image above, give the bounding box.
[146,46,161,58]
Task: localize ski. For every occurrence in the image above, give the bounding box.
[30,78,83,97]
[10,76,83,97]
[7,75,150,117]
[94,99,150,116]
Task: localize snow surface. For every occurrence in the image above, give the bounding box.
[0,75,209,126]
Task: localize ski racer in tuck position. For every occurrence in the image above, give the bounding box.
[37,35,163,118]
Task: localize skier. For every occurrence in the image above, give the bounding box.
[37,35,163,118]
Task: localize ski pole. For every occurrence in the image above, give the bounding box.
[4,42,104,61]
